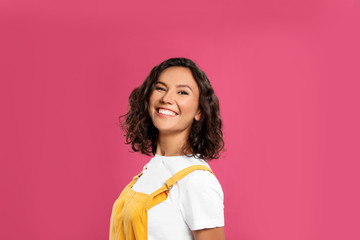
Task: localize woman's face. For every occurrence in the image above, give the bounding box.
[148,66,202,136]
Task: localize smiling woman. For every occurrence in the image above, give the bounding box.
[109,58,225,240]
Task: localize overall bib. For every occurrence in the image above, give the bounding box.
[109,164,214,240]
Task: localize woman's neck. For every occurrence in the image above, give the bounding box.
[156,131,191,156]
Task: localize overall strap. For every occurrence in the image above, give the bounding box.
[146,165,214,210]
[149,165,214,197]
[165,165,214,189]
[146,165,213,210]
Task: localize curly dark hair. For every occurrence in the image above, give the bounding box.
[118,57,224,161]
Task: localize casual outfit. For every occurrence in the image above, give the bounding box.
[109,154,224,240]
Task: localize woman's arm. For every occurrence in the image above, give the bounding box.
[192,227,225,240]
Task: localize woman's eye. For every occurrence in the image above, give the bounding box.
[155,87,187,95]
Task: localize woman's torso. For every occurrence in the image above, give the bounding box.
[129,154,224,240]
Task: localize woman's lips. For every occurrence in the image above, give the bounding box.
[156,108,178,118]
[157,107,178,115]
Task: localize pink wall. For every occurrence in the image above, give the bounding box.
[1,0,359,239]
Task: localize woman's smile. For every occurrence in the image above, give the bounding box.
[156,108,178,118]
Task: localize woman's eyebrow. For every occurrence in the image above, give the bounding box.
[157,81,193,92]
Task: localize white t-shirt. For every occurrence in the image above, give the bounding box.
[131,154,224,240]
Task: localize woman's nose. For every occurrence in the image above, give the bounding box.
[160,90,175,104]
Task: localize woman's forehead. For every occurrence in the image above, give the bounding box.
[157,66,198,88]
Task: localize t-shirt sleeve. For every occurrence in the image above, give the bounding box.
[178,170,225,230]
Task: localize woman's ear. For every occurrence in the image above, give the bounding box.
[194,109,202,121]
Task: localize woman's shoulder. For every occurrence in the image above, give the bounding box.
[163,155,211,174]
[177,167,223,196]
[153,154,223,194]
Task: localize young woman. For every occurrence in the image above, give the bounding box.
[109,58,225,240]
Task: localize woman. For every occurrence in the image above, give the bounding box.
[109,57,225,240]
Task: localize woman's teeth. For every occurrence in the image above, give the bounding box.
[158,109,177,116]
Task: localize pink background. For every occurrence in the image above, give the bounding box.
[1,0,359,239]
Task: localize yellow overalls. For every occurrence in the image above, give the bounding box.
[109,164,214,240]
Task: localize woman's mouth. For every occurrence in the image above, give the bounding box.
[156,108,178,118]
